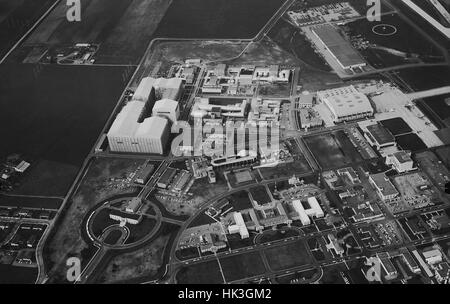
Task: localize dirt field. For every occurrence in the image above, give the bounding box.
[99,231,171,283]
[43,157,143,282]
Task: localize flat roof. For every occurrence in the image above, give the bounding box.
[158,167,177,184]
[366,124,395,145]
[318,86,373,117]
[108,101,168,139]
[312,24,365,68]
[393,151,412,164]
[370,173,399,197]
[153,98,179,113]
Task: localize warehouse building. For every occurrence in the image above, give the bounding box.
[157,167,177,189]
[311,24,366,70]
[107,101,170,155]
[364,124,396,150]
[317,85,373,123]
[152,99,180,123]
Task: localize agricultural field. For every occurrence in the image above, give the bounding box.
[0,0,57,59]
[0,195,62,210]
[0,64,133,197]
[153,0,285,39]
[15,0,172,64]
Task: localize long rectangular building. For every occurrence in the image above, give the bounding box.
[311,24,366,70]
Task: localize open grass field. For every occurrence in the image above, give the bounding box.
[263,240,312,271]
[268,18,331,71]
[0,63,132,197]
[249,186,272,205]
[18,0,171,64]
[176,259,224,284]
[259,157,312,180]
[43,157,143,282]
[219,251,267,282]
[304,131,363,170]
[341,13,445,68]
[153,0,285,39]
[0,0,56,59]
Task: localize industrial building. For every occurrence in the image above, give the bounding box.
[210,150,258,169]
[191,97,249,119]
[107,101,170,155]
[317,85,373,123]
[125,197,142,213]
[369,173,399,201]
[311,24,366,70]
[157,167,177,189]
[152,99,180,123]
[134,164,155,185]
[386,151,415,173]
[364,124,396,150]
[377,252,398,280]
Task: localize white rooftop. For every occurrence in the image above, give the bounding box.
[318,85,373,117]
[108,100,168,139]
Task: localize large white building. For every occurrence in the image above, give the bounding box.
[292,197,324,226]
[134,77,183,101]
[107,101,170,154]
[317,85,374,123]
[228,212,249,239]
[152,99,180,123]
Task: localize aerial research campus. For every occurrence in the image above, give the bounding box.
[1,0,450,286]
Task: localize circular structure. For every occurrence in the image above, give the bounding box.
[372,24,397,36]
[85,197,162,249]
